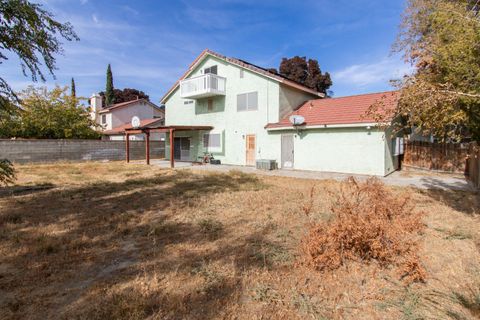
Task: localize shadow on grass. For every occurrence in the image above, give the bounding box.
[0,183,55,198]
[0,169,278,319]
[419,186,479,216]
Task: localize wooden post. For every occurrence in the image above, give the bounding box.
[145,130,150,165]
[125,133,130,163]
[169,128,174,168]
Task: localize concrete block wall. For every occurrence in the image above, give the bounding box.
[0,139,165,164]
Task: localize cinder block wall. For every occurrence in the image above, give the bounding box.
[0,139,165,164]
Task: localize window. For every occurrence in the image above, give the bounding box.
[183,100,193,105]
[207,99,213,111]
[101,114,106,124]
[237,92,258,111]
[204,65,217,75]
[240,69,244,78]
[203,133,221,148]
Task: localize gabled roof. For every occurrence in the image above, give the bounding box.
[99,98,163,114]
[103,118,164,135]
[160,49,325,103]
[266,91,399,129]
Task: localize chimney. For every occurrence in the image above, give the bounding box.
[89,93,103,124]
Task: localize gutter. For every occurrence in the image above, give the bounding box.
[265,122,387,131]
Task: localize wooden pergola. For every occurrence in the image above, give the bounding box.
[124,125,213,168]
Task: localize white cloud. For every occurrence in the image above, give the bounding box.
[91,14,98,24]
[333,57,413,88]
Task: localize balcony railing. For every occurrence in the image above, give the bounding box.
[180,74,226,99]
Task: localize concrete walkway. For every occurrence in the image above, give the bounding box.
[148,160,474,191]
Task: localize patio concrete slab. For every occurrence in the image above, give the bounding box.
[148,160,475,192]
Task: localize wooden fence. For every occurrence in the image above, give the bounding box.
[403,141,480,189]
[466,142,480,189]
[403,141,469,173]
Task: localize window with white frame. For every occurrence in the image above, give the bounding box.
[203,133,221,149]
[204,65,217,75]
[101,114,106,124]
[237,92,258,111]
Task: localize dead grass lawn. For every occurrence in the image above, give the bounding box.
[0,161,479,319]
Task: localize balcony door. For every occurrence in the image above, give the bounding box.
[245,135,256,166]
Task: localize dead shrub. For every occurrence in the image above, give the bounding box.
[302,177,425,283]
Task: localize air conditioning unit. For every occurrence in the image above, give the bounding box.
[256,159,277,170]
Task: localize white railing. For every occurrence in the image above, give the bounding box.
[180,74,226,99]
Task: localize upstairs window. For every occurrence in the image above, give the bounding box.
[207,99,214,111]
[101,114,106,124]
[203,133,221,148]
[237,92,258,111]
[204,65,217,75]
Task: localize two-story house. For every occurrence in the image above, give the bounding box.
[90,94,165,141]
[160,49,401,176]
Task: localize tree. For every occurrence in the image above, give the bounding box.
[0,1,78,185]
[105,64,115,106]
[278,56,332,94]
[0,0,78,110]
[71,77,76,98]
[99,88,150,106]
[371,0,480,141]
[0,86,100,139]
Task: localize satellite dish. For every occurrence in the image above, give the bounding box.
[131,116,141,128]
[289,115,305,126]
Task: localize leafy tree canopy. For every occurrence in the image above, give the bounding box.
[0,86,100,139]
[371,0,480,141]
[276,56,332,94]
[98,88,150,107]
[0,0,78,110]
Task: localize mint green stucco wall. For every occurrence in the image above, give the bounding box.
[269,127,392,176]
[163,54,396,176]
[164,55,318,165]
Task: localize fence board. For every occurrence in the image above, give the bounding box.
[466,142,480,189]
[403,141,468,173]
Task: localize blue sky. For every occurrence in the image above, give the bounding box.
[3,0,410,104]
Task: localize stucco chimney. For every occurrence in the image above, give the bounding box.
[89,93,103,124]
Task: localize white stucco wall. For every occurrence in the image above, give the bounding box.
[102,102,163,130]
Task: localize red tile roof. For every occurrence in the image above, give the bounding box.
[266,91,399,129]
[160,49,324,103]
[99,99,163,114]
[103,118,164,135]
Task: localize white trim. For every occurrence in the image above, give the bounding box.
[266,122,386,131]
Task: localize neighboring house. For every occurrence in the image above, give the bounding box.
[161,49,401,176]
[89,94,165,140]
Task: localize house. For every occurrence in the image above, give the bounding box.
[160,49,401,176]
[89,94,165,141]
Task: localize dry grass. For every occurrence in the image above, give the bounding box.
[0,161,479,319]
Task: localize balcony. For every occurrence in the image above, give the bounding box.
[180,74,226,99]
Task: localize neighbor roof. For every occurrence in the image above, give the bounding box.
[99,98,163,114]
[103,118,164,135]
[160,49,325,103]
[266,91,400,129]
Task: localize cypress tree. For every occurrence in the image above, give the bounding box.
[71,77,76,98]
[105,64,114,106]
